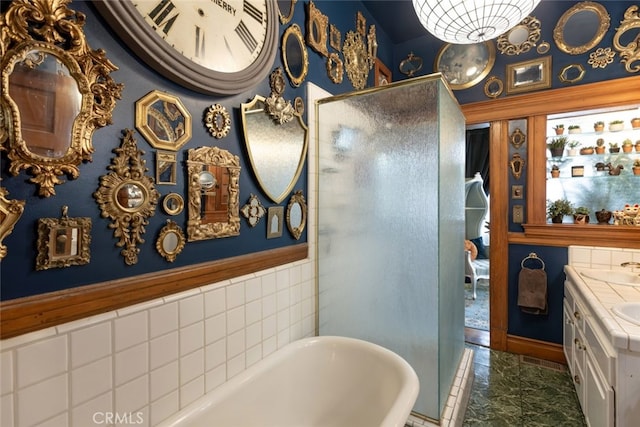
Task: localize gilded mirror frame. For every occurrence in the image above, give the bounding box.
[1,0,123,197]
[267,206,284,239]
[553,1,610,55]
[306,1,328,57]
[326,53,344,84]
[0,187,25,260]
[484,76,504,99]
[186,146,241,241]
[558,63,586,84]
[613,5,640,73]
[156,150,177,185]
[156,220,185,262]
[286,190,307,240]
[162,193,184,216]
[343,30,369,90]
[135,90,192,151]
[241,194,267,227]
[282,24,309,88]
[496,16,541,55]
[278,0,297,24]
[94,129,159,265]
[204,104,231,139]
[36,206,91,270]
[434,41,495,90]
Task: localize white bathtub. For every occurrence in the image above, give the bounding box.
[159,336,419,427]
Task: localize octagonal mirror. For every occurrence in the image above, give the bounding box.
[135,90,192,151]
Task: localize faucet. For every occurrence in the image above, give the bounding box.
[620,261,640,268]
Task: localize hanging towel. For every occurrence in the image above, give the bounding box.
[517,266,548,315]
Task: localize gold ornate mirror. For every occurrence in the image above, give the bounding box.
[286,190,307,240]
[558,63,586,84]
[186,146,241,241]
[241,194,267,227]
[156,220,185,262]
[306,1,328,57]
[613,5,640,73]
[483,76,504,99]
[135,90,191,151]
[36,206,91,270]
[0,187,25,260]
[553,1,610,55]
[278,0,297,24]
[497,16,541,55]
[343,30,369,89]
[326,53,344,84]
[1,0,123,197]
[240,69,308,204]
[162,193,184,216]
[156,150,177,185]
[94,129,159,265]
[282,24,309,88]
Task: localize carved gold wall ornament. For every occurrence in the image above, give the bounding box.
[367,25,378,70]
[1,0,123,197]
[588,47,616,69]
[509,153,525,180]
[559,63,586,84]
[241,194,267,227]
[306,1,328,57]
[497,16,541,56]
[265,68,296,124]
[156,220,185,263]
[186,146,241,241]
[135,90,191,150]
[286,190,307,240]
[399,52,423,77]
[356,11,367,36]
[330,24,341,51]
[36,206,91,270]
[94,129,159,265]
[0,186,25,260]
[554,1,610,55]
[343,30,369,90]
[326,52,344,84]
[204,104,231,139]
[613,5,640,73]
[510,128,526,149]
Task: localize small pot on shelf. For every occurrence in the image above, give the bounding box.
[631,118,640,129]
[595,209,612,224]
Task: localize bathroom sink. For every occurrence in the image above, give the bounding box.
[612,303,640,326]
[580,269,640,287]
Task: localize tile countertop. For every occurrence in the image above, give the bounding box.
[564,266,640,353]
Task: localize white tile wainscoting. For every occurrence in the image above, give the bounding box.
[0,260,315,427]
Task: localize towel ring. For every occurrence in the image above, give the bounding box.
[521,252,545,270]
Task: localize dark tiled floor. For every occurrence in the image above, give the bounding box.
[463,344,586,426]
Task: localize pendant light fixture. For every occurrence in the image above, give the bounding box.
[412,0,541,44]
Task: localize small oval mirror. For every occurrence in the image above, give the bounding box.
[162,231,179,253]
[554,2,610,55]
[282,24,308,87]
[508,26,530,45]
[116,183,145,210]
[289,202,302,228]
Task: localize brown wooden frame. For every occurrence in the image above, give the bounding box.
[461,75,640,362]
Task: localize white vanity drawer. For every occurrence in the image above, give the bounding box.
[585,317,616,386]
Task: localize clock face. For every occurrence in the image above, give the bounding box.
[95,0,278,95]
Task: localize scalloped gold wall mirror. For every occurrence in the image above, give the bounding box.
[0,187,25,260]
[282,24,309,87]
[278,0,297,24]
[553,1,610,55]
[1,0,122,197]
[135,90,191,151]
[186,146,241,241]
[497,16,541,55]
[94,129,159,265]
[36,206,91,270]
[156,220,185,262]
[286,190,307,240]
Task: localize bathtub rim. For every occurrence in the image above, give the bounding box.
[158,335,419,427]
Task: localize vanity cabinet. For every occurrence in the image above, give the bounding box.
[563,279,614,427]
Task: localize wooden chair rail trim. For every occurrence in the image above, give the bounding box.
[521,224,640,249]
[0,244,308,339]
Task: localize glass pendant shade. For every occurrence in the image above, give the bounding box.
[412,0,541,44]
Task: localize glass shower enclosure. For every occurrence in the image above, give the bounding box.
[316,75,466,420]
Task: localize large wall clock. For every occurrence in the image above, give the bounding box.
[94,0,278,96]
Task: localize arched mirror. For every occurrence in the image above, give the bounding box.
[94,129,159,265]
[156,220,185,262]
[553,1,610,55]
[282,24,309,87]
[241,69,308,204]
[286,190,307,240]
[1,0,122,197]
[278,0,297,24]
[497,16,541,55]
[186,146,241,241]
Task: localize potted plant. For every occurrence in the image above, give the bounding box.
[554,124,565,135]
[580,146,595,155]
[594,121,605,132]
[567,140,580,156]
[595,138,606,154]
[609,142,620,153]
[635,140,640,152]
[609,120,624,132]
[633,159,640,176]
[547,198,573,223]
[595,209,612,224]
[550,164,560,178]
[568,125,581,134]
[547,136,567,157]
[573,206,590,224]
[631,117,640,129]
[622,138,634,153]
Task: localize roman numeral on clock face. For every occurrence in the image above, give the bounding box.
[235,20,258,53]
[243,0,263,23]
[148,0,179,35]
[195,26,205,58]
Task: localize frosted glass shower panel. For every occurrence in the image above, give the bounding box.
[317,76,465,420]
